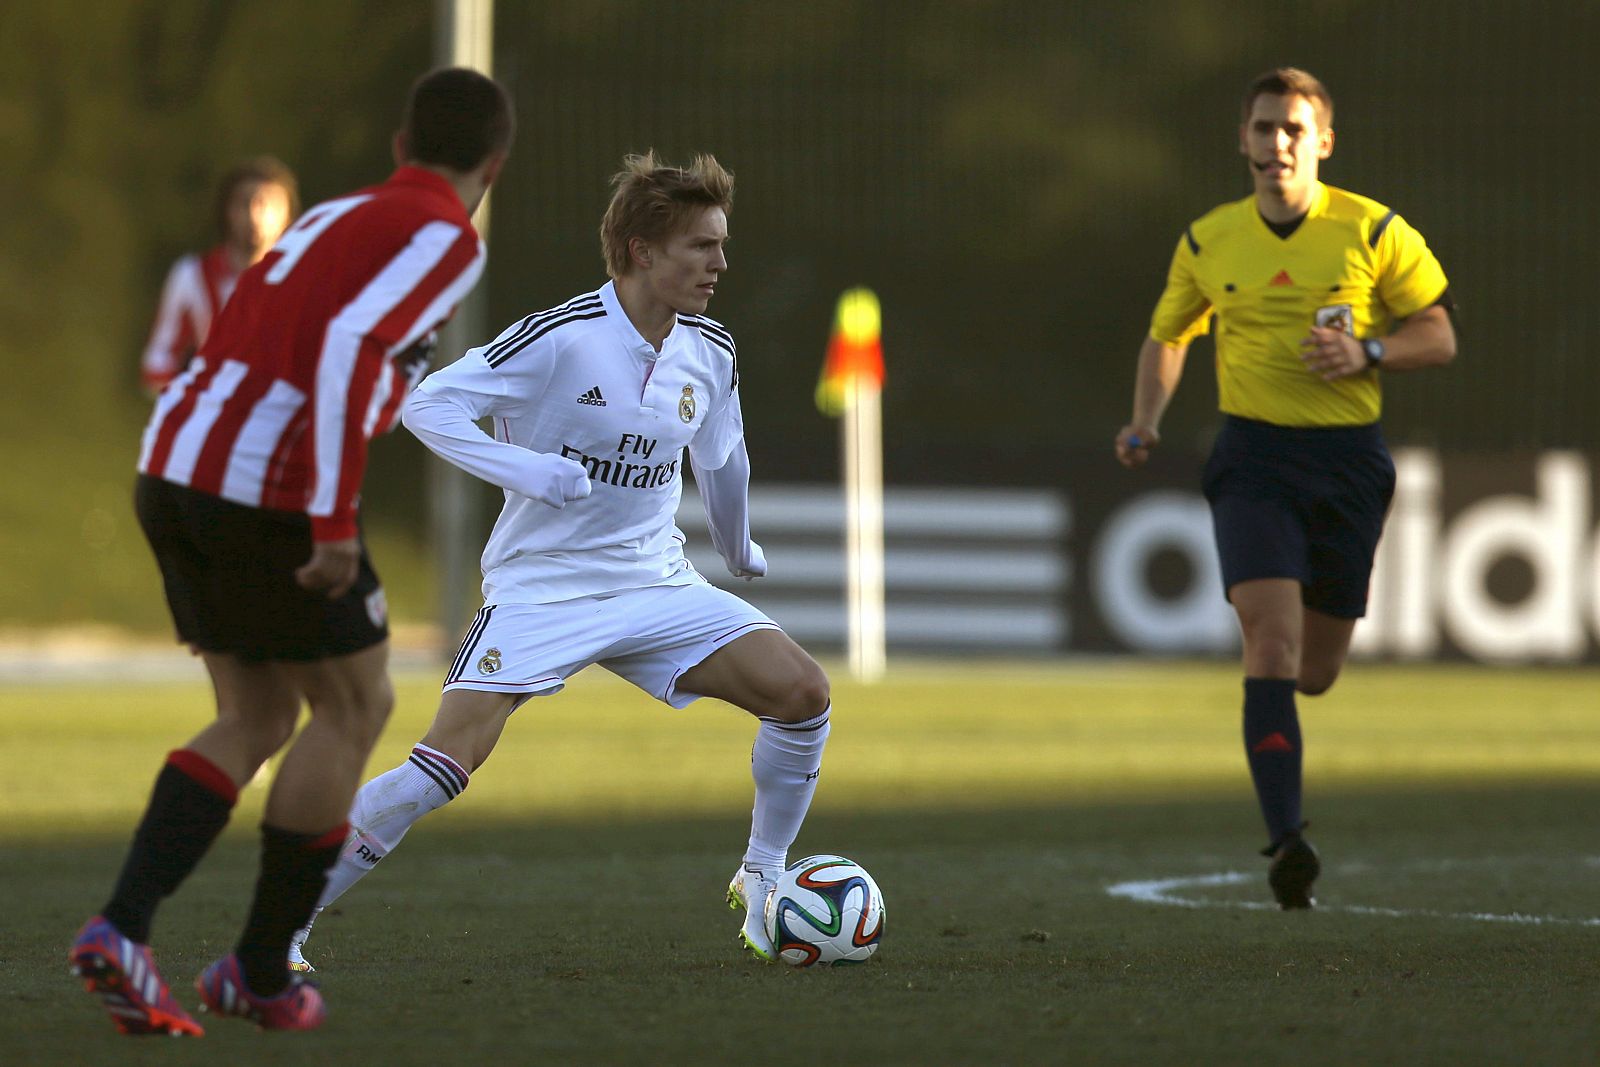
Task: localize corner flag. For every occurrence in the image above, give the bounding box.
[816,287,885,416]
[817,287,886,681]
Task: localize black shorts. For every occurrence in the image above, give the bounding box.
[1201,416,1396,619]
[135,474,388,662]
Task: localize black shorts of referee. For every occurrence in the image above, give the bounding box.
[134,474,388,661]
[1201,415,1397,619]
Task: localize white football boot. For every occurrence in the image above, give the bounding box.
[726,864,778,962]
[286,922,316,973]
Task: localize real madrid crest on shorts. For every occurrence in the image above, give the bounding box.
[679,384,696,423]
[477,647,502,675]
[365,588,388,628]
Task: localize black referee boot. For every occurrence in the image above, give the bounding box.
[1263,828,1320,910]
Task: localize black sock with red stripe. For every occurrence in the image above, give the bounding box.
[1242,677,1303,847]
[236,822,346,998]
[102,749,239,943]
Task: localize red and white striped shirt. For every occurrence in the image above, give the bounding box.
[140,245,239,392]
[138,167,484,542]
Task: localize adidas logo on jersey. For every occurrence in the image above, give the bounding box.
[577,386,607,406]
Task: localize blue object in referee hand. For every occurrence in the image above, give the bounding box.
[1127,434,1143,449]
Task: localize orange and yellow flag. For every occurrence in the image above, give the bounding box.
[815,287,885,416]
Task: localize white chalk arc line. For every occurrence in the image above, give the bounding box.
[1105,869,1600,928]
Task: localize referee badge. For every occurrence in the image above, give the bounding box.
[679,384,696,423]
[1314,303,1354,335]
[477,647,502,675]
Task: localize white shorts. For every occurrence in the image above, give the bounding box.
[441,579,780,709]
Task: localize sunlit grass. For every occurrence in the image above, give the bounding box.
[7,660,1599,837]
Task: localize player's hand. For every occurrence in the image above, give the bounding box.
[551,459,592,505]
[1299,326,1367,380]
[728,540,767,580]
[1115,425,1159,468]
[393,332,439,390]
[528,456,593,509]
[296,537,361,599]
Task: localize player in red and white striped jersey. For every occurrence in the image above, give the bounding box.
[138,150,487,547]
[139,157,299,394]
[71,68,515,1036]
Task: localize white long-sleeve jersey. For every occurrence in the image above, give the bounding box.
[404,281,751,604]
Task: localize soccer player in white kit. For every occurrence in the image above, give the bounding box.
[290,152,830,967]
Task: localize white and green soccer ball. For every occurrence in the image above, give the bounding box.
[764,854,885,967]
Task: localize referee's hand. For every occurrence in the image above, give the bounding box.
[1115,425,1159,468]
[1300,326,1367,380]
[297,538,361,599]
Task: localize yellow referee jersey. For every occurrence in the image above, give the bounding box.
[1149,183,1448,427]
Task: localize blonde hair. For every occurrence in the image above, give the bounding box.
[600,151,734,278]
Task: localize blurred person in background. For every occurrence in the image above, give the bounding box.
[140,156,299,395]
[1114,67,1455,910]
[69,67,513,1036]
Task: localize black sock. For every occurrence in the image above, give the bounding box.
[102,750,238,943]
[1242,677,1303,847]
[235,822,346,998]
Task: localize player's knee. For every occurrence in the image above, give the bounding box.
[1243,631,1300,677]
[1297,664,1342,697]
[787,662,830,721]
[748,661,829,724]
[219,695,301,762]
[256,705,300,753]
[356,679,396,743]
[310,677,394,747]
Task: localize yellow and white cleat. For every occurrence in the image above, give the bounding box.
[286,932,315,973]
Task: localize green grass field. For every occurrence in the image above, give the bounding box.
[4,660,1598,1065]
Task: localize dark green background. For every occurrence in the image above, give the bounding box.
[3,0,1593,626]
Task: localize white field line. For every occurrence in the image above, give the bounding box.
[1106,868,1600,928]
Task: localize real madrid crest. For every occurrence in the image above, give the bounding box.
[678,384,696,423]
[477,647,502,675]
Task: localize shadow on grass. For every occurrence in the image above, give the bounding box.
[10,782,1600,1067]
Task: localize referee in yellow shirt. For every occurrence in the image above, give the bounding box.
[1115,68,1457,909]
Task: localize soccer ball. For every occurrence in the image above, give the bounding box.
[764,854,885,967]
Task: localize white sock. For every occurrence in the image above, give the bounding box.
[297,743,469,940]
[742,703,831,874]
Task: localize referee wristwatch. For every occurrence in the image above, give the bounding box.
[1361,337,1386,367]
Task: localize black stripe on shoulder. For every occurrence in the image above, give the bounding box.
[1368,211,1396,248]
[1185,227,1200,255]
[481,317,538,364]
[531,292,603,325]
[487,308,607,368]
[482,294,602,363]
[681,315,738,393]
[680,313,735,348]
[688,324,736,359]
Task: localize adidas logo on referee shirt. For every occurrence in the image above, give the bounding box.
[577,386,606,406]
